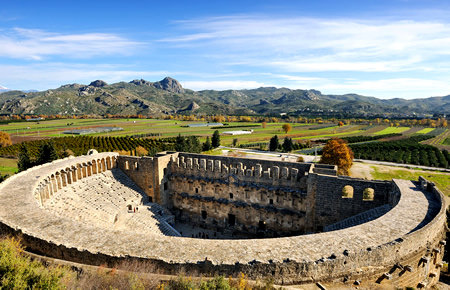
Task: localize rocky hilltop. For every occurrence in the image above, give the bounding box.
[0,77,449,116]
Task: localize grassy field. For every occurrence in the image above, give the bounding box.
[416,128,435,134]
[0,118,445,148]
[422,129,450,150]
[0,157,18,175]
[371,166,450,196]
[0,118,388,146]
[373,126,410,135]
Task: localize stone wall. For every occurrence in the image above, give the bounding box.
[116,152,178,205]
[0,152,446,288]
[168,153,314,236]
[308,174,393,230]
[34,154,117,206]
[162,153,392,235]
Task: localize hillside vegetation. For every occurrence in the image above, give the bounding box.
[1,77,450,117]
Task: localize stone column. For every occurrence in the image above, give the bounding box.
[67,170,73,185]
[92,160,98,174]
[200,159,206,171]
[255,164,262,178]
[61,172,67,187]
[106,157,112,170]
[51,175,58,193]
[82,165,87,178]
[77,165,82,180]
[101,159,106,171]
[281,167,289,179]
[271,166,280,180]
[87,163,92,177]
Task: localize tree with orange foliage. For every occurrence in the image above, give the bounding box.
[0,131,12,147]
[319,138,353,175]
[338,121,344,127]
[261,121,267,129]
[282,123,292,134]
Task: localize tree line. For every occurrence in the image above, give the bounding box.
[350,135,449,168]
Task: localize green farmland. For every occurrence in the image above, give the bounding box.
[0,118,446,148]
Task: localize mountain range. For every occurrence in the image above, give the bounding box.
[0,77,448,117]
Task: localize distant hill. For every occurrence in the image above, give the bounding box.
[0,77,448,117]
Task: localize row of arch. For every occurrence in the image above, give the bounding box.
[34,155,118,206]
[342,185,375,201]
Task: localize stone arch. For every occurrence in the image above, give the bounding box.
[106,156,112,170]
[134,161,139,170]
[64,168,72,185]
[76,164,82,180]
[92,160,98,174]
[55,172,62,190]
[363,188,375,201]
[81,163,88,178]
[342,185,354,198]
[111,156,117,168]
[60,170,68,187]
[101,158,107,171]
[50,174,58,193]
[97,159,102,173]
[87,162,92,177]
[124,160,130,170]
[71,166,78,183]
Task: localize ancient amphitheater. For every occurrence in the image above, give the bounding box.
[0,151,447,288]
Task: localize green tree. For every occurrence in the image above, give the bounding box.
[212,130,221,148]
[175,134,186,152]
[269,135,279,152]
[232,138,238,147]
[202,136,212,151]
[36,141,58,166]
[17,144,32,172]
[282,137,293,152]
[187,136,202,153]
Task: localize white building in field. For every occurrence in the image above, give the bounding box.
[222,130,253,135]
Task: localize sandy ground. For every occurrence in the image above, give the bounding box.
[350,162,373,179]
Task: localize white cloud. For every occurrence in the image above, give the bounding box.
[0,63,170,90]
[0,28,142,60]
[312,78,450,99]
[162,16,450,73]
[181,80,273,91]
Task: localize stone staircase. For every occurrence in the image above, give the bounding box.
[324,204,392,232]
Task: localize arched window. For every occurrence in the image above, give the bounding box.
[342,185,354,198]
[363,188,375,201]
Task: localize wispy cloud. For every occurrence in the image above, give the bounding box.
[161,16,450,73]
[0,28,143,60]
[0,63,170,90]
[182,80,273,91]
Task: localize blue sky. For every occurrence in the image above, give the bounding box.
[1,0,450,99]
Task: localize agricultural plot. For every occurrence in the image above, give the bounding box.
[0,157,17,175]
[422,129,449,150]
[0,136,179,158]
[351,135,449,168]
[0,118,446,150]
[415,128,435,134]
[374,127,410,135]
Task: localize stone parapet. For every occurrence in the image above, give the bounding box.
[0,152,446,288]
